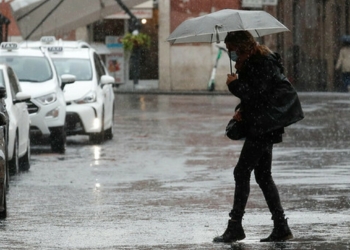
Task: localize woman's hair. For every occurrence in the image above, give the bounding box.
[224,31,272,56]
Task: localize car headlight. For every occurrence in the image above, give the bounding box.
[74,91,96,104]
[35,93,57,105]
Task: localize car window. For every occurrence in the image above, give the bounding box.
[0,56,53,83]
[7,67,21,97]
[93,53,105,83]
[0,70,4,88]
[52,58,92,81]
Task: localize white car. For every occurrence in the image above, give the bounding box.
[0,42,74,153]
[21,38,115,144]
[0,64,31,174]
[51,47,115,143]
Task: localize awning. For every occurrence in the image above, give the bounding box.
[105,0,153,19]
[10,0,149,40]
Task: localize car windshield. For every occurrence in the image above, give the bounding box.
[0,56,52,83]
[52,58,92,81]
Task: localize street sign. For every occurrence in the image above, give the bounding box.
[242,0,278,8]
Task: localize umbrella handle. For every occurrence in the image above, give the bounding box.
[229,52,233,75]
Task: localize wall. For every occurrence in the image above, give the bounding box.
[159,0,240,91]
[277,0,350,91]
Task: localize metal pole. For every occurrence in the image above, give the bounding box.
[115,0,142,85]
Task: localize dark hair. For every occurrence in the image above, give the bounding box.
[224,31,256,52]
[225,31,271,56]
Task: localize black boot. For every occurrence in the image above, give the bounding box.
[213,219,246,243]
[260,218,293,242]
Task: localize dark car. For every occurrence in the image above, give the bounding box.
[0,86,8,218]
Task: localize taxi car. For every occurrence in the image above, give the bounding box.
[0,64,31,175]
[0,42,74,153]
[22,38,115,144]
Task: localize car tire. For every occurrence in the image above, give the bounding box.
[89,110,104,144]
[9,135,19,176]
[50,126,66,154]
[105,108,114,140]
[0,190,7,219]
[4,135,9,189]
[19,137,30,171]
[105,127,113,140]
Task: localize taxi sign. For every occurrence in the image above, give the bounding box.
[1,42,19,51]
[40,36,56,44]
[47,46,63,53]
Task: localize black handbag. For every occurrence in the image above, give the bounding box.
[225,118,247,140]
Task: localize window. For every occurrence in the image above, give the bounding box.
[94,53,106,83]
[0,70,5,88]
[0,56,53,83]
[7,67,21,99]
[52,58,92,81]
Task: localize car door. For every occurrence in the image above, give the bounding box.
[7,67,29,155]
[93,53,113,126]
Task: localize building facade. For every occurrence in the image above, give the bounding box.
[159,0,350,92]
[2,0,350,92]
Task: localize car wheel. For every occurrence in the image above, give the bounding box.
[0,190,7,219]
[89,110,105,144]
[50,126,66,154]
[5,161,9,190]
[19,136,30,171]
[9,135,19,176]
[4,137,9,189]
[105,108,114,140]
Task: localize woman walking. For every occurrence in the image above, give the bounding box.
[213,31,304,243]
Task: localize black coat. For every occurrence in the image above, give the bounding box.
[228,52,304,142]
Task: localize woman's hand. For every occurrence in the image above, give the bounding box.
[226,73,238,85]
[233,110,242,121]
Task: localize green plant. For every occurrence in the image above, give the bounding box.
[121,32,151,52]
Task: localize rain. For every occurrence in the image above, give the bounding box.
[0,0,350,249]
[0,93,347,249]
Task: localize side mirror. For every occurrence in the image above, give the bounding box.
[0,87,6,99]
[13,92,31,104]
[61,74,76,90]
[100,75,115,87]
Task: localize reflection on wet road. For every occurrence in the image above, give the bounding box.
[1,92,350,249]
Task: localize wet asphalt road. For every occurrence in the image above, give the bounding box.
[2,92,350,249]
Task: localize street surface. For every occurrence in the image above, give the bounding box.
[2,92,350,249]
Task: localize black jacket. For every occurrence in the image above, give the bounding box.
[228,52,304,143]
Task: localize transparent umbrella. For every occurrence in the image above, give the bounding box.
[167,9,289,44]
[167,9,289,75]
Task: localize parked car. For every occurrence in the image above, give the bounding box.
[0,64,31,175]
[52,47,115,143]
[0,42,75,153]
[21,39,115,144]
[0,85,8,218]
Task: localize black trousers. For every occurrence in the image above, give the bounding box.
[229,138,285,221]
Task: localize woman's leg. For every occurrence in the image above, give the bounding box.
[254,143,284,219]
[214,138,265,243]
[254,143,293,242]
[230,139,270,220]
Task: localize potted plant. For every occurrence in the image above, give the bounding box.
[121,32,151,52]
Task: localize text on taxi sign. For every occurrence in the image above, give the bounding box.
[47,46,63,52]
[1,43,18,50]
[40,36,56,44]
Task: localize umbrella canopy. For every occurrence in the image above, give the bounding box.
[10,0,148,40]
[167,9,289,44]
